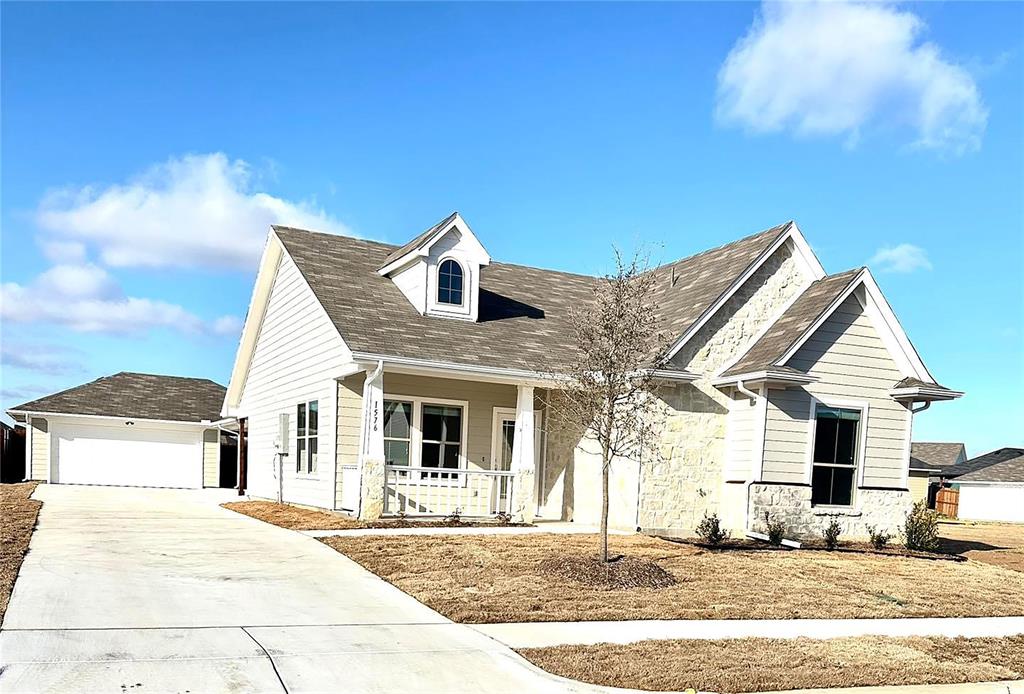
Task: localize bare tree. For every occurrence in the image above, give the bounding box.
[545,248,668,563]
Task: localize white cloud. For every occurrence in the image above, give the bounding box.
[40,240,87,264]
[1,343,84,376]
[36,153,350,271]
[0,263,241,335]
[1,385,51,402]
[210,315,244,336]
[716,1,987,154]
[870,243,933,273]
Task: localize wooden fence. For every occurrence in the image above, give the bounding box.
[935,487,959,518]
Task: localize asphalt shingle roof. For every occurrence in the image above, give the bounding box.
[9,372,226,423]
[943,447,1024,480]
[910,442,966,472]
[274,221,793,373]
[721,269,862,377]
[956,454,1024,483]
[379,211,458,269]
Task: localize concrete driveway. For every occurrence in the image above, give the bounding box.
[0,484,603,693]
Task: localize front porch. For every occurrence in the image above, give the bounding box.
[337,365,556,523]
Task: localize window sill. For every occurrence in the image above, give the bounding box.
[812,506,862,517]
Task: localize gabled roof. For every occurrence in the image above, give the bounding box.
[7,372,226,423]
[910,442,966,472]
[943,447,1024,480]
[270,221,809,374]
[720,269,862,377]
[956,453,1024,484]
[379,211,458,269]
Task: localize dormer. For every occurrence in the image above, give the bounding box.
[378,212,491,322]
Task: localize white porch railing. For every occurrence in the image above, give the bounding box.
[383,465,515,517]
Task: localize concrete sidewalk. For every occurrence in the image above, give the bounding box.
[0,484,610,693]
[476,616,1024,648]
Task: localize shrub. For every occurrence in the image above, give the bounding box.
[763,511,786,546]
[902,501,940,552]
[867,524,892,550]
[494,511,513,526]
[822,518,842,550]
[696,513,730,546]
[443,507,464,526]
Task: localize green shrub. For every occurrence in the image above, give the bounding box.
[902,501,940,552]
[867,524,892,550]
[822,518,842,550]
[763,511,786,546]
[696,513,730,546]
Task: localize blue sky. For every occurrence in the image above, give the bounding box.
[2,2,1021,457]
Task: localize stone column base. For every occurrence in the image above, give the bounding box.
[359,457,385,521]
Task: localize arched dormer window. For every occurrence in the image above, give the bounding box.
[437,259,464,305]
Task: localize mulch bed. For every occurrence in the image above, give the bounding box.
[537,554,679,590]
[222,500,531,531]
[660,535,966,562]
[1,481,42,623]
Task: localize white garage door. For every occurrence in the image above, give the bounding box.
[958,485,1024,523]
[53,421,203,489]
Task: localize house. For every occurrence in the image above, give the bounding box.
[908,441,967,506]
[222,213,962,540]
[7,372,237,489]
[941,447,1024,523]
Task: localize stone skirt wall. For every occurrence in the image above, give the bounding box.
[749,483,912,541]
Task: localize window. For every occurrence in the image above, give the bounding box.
[421,404,462,478]
[383,400,412,467]
[296,400,318,474]
[811,405,861,506]
[437,259,464,305]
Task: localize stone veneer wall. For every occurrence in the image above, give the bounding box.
[638,241,810,534]
[749,483,912,541]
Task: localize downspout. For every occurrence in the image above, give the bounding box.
[736,379,758,402]
[911,401,931,414]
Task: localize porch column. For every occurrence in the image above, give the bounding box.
[509,384,536,523]
[358,362,386,520]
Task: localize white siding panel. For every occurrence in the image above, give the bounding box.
[958,485,1024,523]
[762,294,912,488]
[238,252,351,510]
[723,393,756,481]
[30,417,50,480]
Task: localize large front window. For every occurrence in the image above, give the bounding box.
[421,405,462,479]
[383,400,412,467]
[296,400,318,474]
[811,405,860,506]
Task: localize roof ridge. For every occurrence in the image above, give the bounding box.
[649,221,793,274]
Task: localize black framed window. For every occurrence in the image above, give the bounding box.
[421,404,462,478]
[811,405,860,506]
[296,400,318,474]
[437,259,464,305]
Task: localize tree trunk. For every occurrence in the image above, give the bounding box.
[600,445,610,563]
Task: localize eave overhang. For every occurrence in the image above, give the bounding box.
[889,386,964,403]
[712,369,818,390]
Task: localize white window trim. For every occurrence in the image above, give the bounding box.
[296,399,319,476]
[804,395,870,508]
[384,393,470,485]
[427,253,473,320]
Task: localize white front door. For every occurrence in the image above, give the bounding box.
[491,407,545,514]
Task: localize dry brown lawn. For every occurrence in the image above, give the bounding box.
[1,482,41,622]
[223,501,365,530]
[940,520,1024,573]
[324,533,1024,623]
[519,635,1024,693]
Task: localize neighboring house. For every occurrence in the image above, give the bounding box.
[222,213,961,540]
[908,441,967,505]
[7,372,236,489]
[942,447,1024,523]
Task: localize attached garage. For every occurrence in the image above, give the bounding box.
[8,372,235,490]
